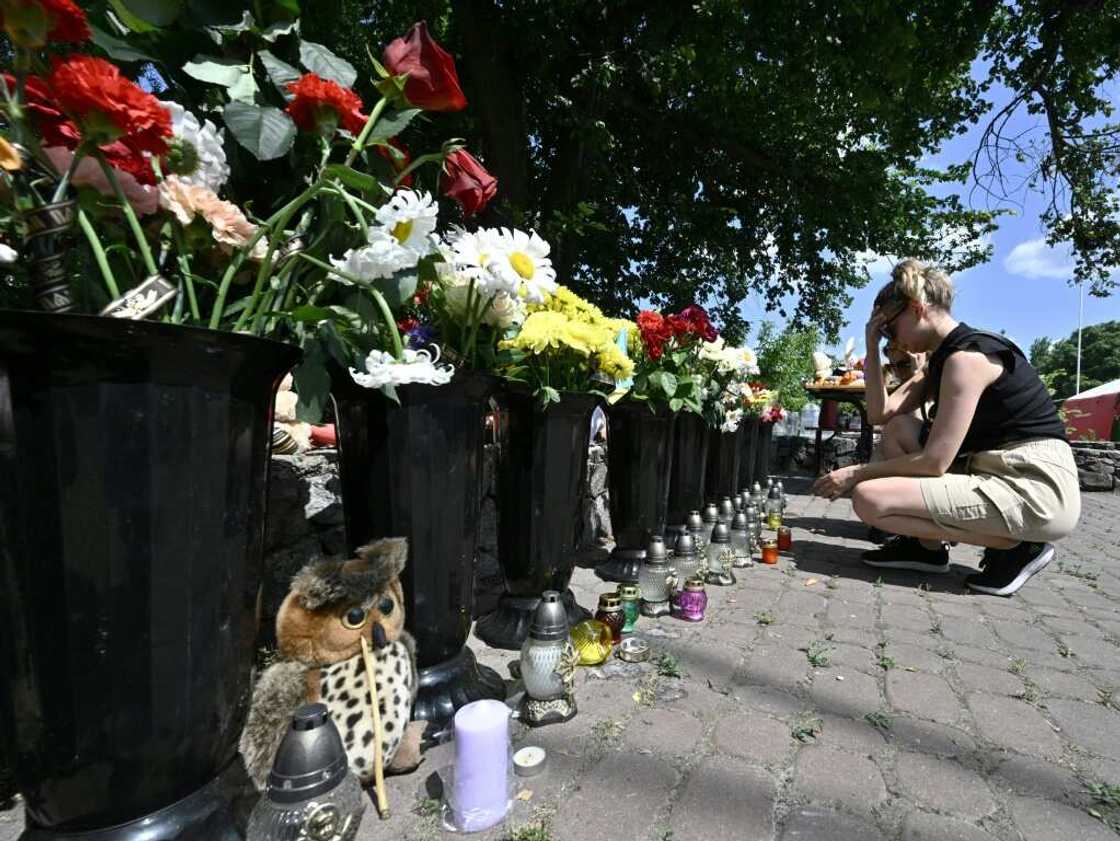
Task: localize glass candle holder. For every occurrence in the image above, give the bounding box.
[639,540,674,617]
[617,584,641,634]
[767,510,783,530]
[717,496,735,525]
[761,538,779,565]
[570,619,613,665]
[670,531,702,582]
[777,525,793,551]
[671,577,707,622]
[700,503,719,546]
[729,512,752,568]
[594,593,625,643]
[705,523,736,585]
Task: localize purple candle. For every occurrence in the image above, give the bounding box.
[452,699,511,831]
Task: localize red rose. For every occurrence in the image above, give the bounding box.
[441,148,497,216]
[286,73,367,135]
[48,56,171,156]
[382,21,467,112]
[375,137,414,187]
[637,310,670,359]
[1,0,89,47]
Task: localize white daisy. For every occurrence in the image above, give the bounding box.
[0,243,17,263]
[485,227,558,303]
[446,227,503,292]
[349,347,454,389]
[160,101,229,192]
[331,229,418,282]
[721,408,743,433]
[373,189,438,256]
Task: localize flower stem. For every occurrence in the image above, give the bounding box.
[171,226,201,322]
[77,208,119,298]
[50,147,84,204]
[95,154,158,277]
[344,96,389,168]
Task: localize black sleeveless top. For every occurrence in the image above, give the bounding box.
[924,323,1066,454]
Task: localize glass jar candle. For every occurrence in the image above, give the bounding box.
[717,496,735,525]
[700,503,719,546]
[777,525,793,551]
[761,538,779,565]
[570,619,613,665]
[730,511,752,568]
[671,531,702,582]
[617,584,641,634]
[671,577,707,622]
[705,523,736,585]
[686,510,705,546]
[639,535,674,617]
[594,593,625,643]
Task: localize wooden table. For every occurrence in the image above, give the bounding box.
[804,384,875,475]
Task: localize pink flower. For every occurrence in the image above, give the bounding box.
[158,177,266,259]
[45,146,158,215]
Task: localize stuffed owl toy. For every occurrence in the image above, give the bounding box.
[240,538,426,788]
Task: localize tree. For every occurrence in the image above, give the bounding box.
[1030,321,1120,399]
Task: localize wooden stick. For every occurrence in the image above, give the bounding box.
[359,635,391,819]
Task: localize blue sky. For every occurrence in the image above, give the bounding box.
[737,65,1120,362]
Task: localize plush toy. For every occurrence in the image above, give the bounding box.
[240,538,425,789]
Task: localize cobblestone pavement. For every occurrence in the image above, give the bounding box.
[3,479,1119,840]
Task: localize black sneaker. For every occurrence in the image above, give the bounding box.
[867,526,893,544]
[862,536,950,573]
[965,542,1054,596]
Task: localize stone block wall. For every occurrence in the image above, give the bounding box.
[1071,441,1120,492]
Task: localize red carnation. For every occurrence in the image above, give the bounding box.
[637,310,671,360]
[48,56,171,156]
[286,73,367,135]
[382,21,467,112]
[376,137,414,187]
[441,148,497,216]
[1,0,90,47]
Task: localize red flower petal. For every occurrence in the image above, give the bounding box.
[285,73,367,135]
[383,21,468,112]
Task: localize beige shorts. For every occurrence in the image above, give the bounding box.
[919,437,1081,543]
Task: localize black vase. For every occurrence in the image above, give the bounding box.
[754,420,775,482]
[705,428,742,502]
[332,370,505,730]
[596,401,676,583]
[666,412,709,531]
[738,416,761,490]
[0,311,298,839]
[475,388,598,650]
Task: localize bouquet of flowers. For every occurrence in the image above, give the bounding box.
[620,304,718,413]
[497,285,633,405]
[697,337,761,431]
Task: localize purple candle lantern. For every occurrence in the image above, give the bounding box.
[671,577,708,622]
[451,699,511,831]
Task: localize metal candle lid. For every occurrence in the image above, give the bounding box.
[710,523,731,544]
[266,704,349,804]
[751,482,762,495]
[686,511,704,533]
[683,577,706,592]
[673,531,697,558]
[718,497,735,520]
[597,593,622,610]
[646,534,668,562]
[731,511,749,531]
[701,503,719,524]
[617,584,640,601]
[732,492,744,512]
[768,485,782,500]
[529,590,570,641]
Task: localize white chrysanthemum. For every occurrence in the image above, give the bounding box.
[738,346,761,376]
[485,227,557,303]
[160,101,229,192]
[0,243,17,263]
[373,189,438,255]
[721,408,743,433]
[349,347,454,389]
[446,228,503,292]
[331,229,419,282]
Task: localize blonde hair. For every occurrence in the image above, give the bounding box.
[875,259,954,311]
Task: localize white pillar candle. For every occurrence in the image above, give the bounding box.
[451,699,510,831]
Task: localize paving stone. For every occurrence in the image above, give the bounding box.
[902,811,1004,841]
[625,707,704,758]
[881,603,936,633]
[1030,667,1102,701]
[894,752,999,819]
[728,683,807,718]
[990,619,1058,653]
[713,709,793,767]
[952,645,1020,671]
[887,671,964,723]
[810,712,888,755]
[954,662,1025,696]
[792,747,888,818]
[1009,795,1120,841]
[887,716,977,758]
[555,752,679,841]
[883,640,952,673]
[1059,632,1120,665]
[940,619,1002,649]
[810,668,883,714]
[740,644,810,693]
[1044,699,1120,759]
[966,692,1064,760]
[990,753,1087,801]
[668,756,777,841]
[759,624,819,650]
[779,590,829,617]
[780,806,887,841]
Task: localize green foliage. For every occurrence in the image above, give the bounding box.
[1030,321,1120,401]
[755,321,819,412]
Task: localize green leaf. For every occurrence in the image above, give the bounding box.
[293,345,330,423]
[108,0,161,31]
[299,40,357,87]
[372,108,422,140]
[669,397,684,412]
[90,24,158,62]
[259,50,300,96]
[373,269,418,308]
[288,305,334,323]
[183,56,253,87]
[118,0,182,26]
[659,371,679,397]
[223,102,297,160]
[323,164,379,193]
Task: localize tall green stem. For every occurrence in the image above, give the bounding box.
[344,96,389,168]
[77,208,119,298]
[171,226,200,322]
[50,147,84,204]
[95,155,158,277]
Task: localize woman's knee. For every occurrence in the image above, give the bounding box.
[851,483,883,522]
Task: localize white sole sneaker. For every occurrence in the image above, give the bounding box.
[861,558,951,574]
[966,543,1055,596]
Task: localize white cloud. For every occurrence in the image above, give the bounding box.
[1004,237,1075,280]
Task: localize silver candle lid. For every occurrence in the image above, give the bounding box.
[701,503,719,524]
[710,523,731,544]
[731,511,749,531]
[686,510,704,533]
[528,590,569,641]
[718,497,735,519]
[645,534,668,563]
[673,531,697,557]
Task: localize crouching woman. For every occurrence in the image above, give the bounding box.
[812,259,1080,596]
